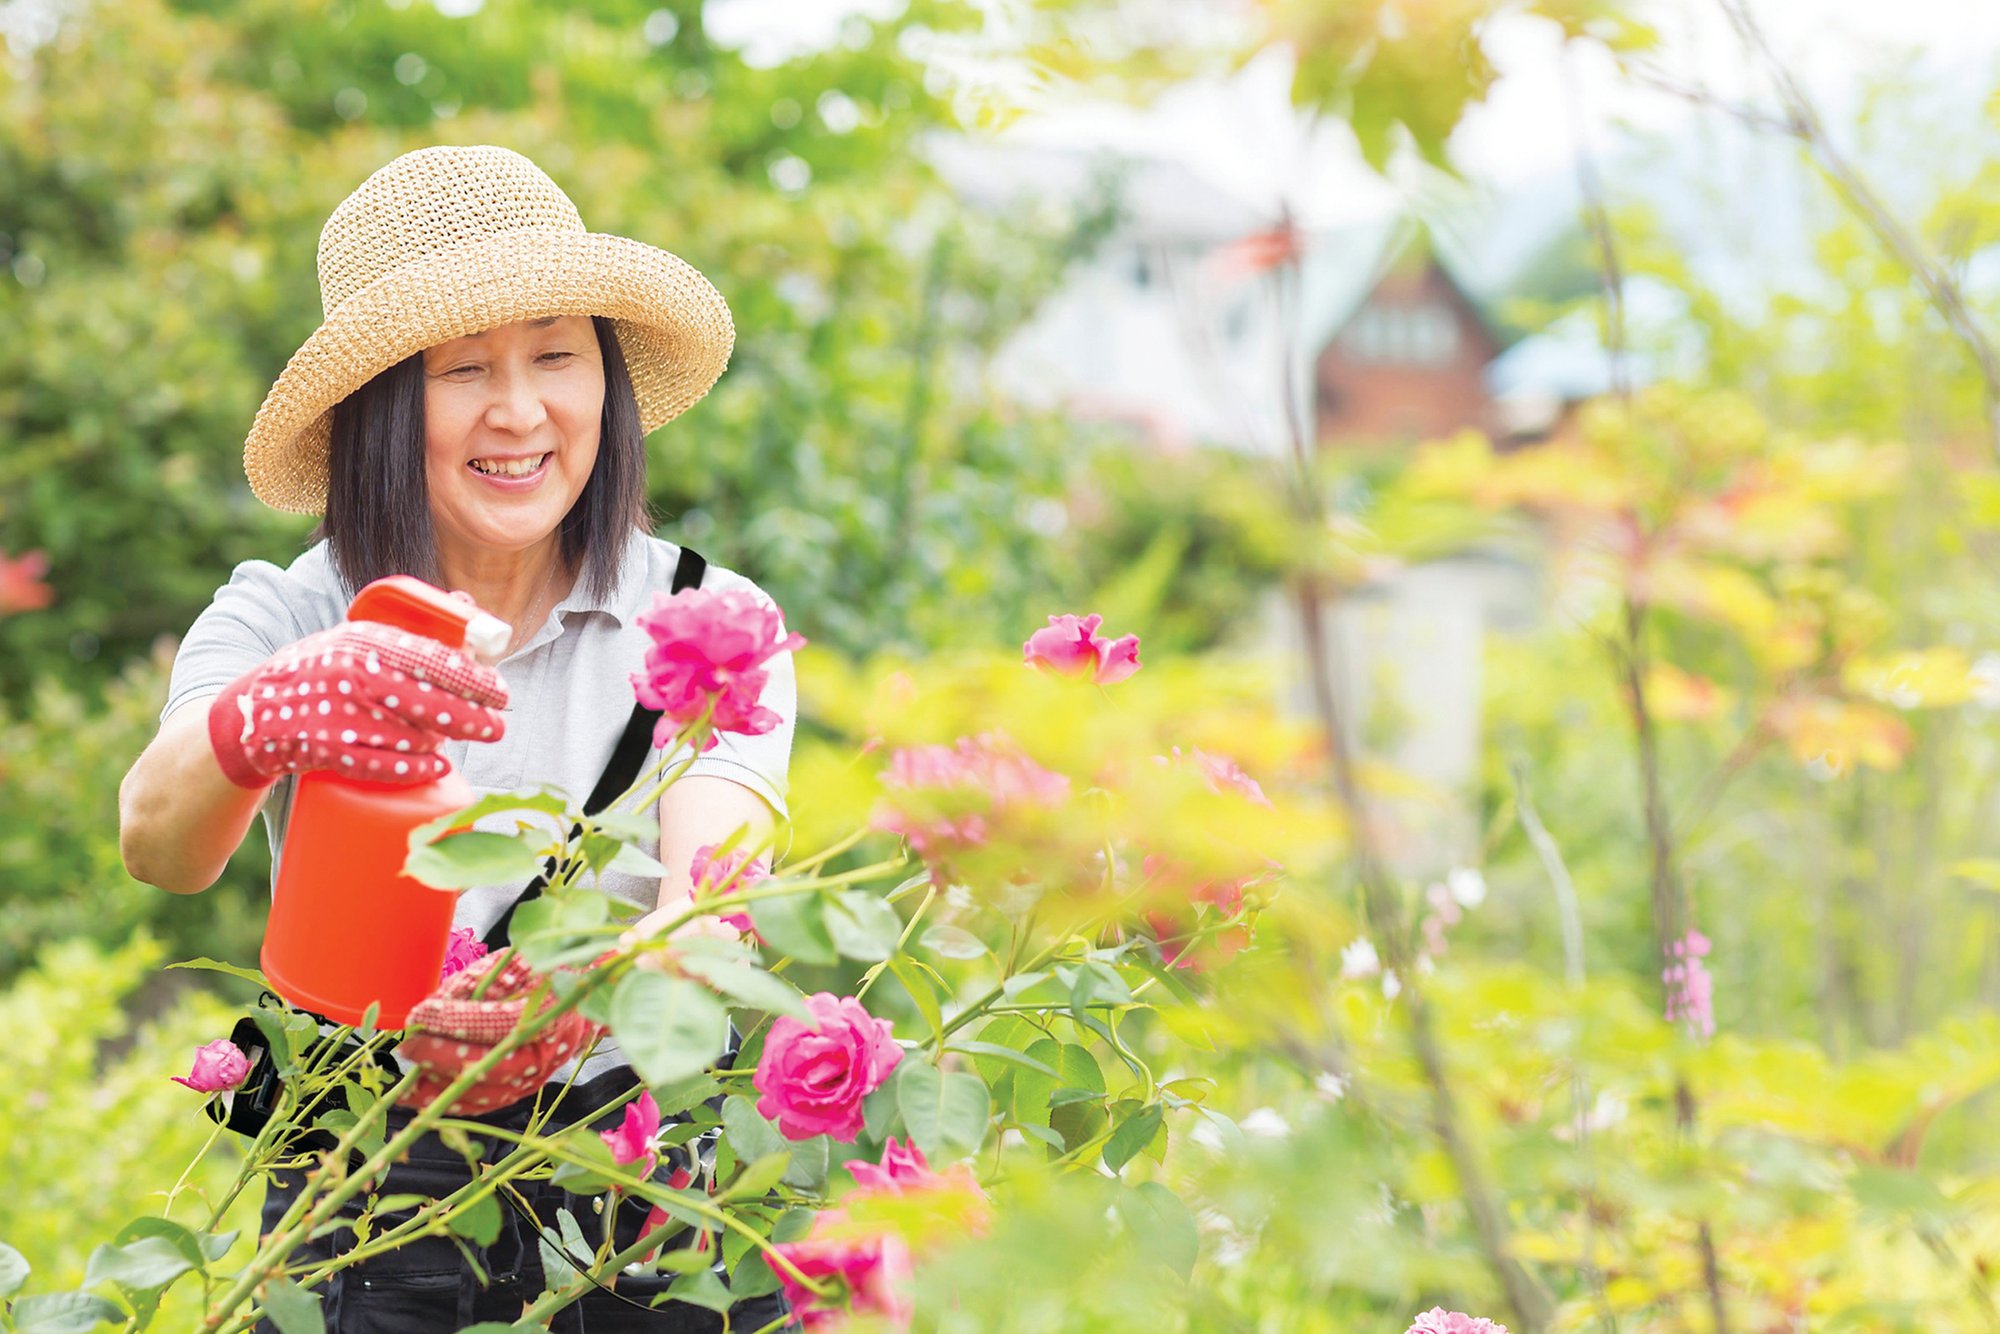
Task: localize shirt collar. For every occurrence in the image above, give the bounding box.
[553,525,657,629]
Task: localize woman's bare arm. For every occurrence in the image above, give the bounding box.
[119,696,270,894]
[627,774,779,941]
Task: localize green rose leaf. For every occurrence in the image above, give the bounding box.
[781,1133,830,1192]
[259,1276,324,1334]
[512,890,614,969]
[1117,1181,1199,1278]
[918,924,988,959]
[406,830,548,890]
[407,787,570,854]
[729,1250,782,1299]
[896,1060,990,1160]
[446,1192,502,1247]
[1103,1103,1165,1173]
[749,889,838,966]
[946,1040,1060,1080]
[824,891,902,961]
[720,1095,787,1163]
[665,1266,735,1313]
[11,1292,126,1333]
[1069,959,1132,1024]
[85,1233,195,1295]
[1008,1038,1062,1129]
[862,1077,902,1142]
[0,1241,29,1299]
[725,1151,790,1202]
[612,971,729,1086]
[586,810,659,843]
[164,957,269,988]
[607,842,670,879]
[674,952,812,1021]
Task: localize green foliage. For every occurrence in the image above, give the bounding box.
[0,934,258,1328]
[0,647,266,981]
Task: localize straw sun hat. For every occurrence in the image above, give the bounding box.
[242,144,735,514]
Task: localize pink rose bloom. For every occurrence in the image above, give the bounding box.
[1023,612,1142,685]
[439,926,488,981]
[630,587,806,751]
[754,993,903,1143]
[171,1039,251,1093]
[600,1091,661,1174]
[774,1210,914,1331]
[691,842,769,937]
[1407,1310,1510,1334]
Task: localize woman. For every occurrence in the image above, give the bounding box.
[118,145,796,1331]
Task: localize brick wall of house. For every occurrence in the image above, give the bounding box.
[1313,262,1501,446]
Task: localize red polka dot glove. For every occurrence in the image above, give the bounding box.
[205,621,509,789]
[397,951,607,1115]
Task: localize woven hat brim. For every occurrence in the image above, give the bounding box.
[243,228,735,514]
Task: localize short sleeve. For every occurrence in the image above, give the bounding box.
[161,560,304,723]
[679,621,796,819]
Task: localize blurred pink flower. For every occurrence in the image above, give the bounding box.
[600,1091,662,1175]
[1023,613,1141,684]
[1407,1310,1509,1334]
[1664,928,1715,1040]
[872,733,1070,872]
[1164,746,1271,807]
[691,842,768,937]
[0,550,53,615]
[631,587,805,751]
[171,1039,251,1093]
[439,926,488,981]
[846,1136,933,1194]
[754,993,903,1143]
[774,1209,914,1331]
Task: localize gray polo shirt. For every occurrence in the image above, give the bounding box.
[163,525,794,1077]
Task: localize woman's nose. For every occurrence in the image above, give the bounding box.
[483,365,549,434]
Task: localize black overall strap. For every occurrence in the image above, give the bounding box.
[482,545,707,950]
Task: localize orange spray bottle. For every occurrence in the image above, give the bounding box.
[260,576,510,1029]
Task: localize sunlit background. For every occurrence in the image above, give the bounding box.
[5,0,2000,1328]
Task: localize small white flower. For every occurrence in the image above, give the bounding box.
[1239,1107,1291,1140]
[1447,866,1488,908]
[1381,970,1403,1001]
[1339,937,1380,979]
[1313,1071,1348,1102]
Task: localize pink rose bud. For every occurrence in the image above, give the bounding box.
[753,993,903,1143]
[600,1091,662,1174]
[845,1136,932,1194]
[171,1039,251,1093]
[1023,613,1142,685]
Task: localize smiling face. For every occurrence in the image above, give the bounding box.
[421,314,606,562]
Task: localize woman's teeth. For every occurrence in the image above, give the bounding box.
[469,453,549,477]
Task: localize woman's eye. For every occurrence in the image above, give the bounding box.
[539,351,575,365]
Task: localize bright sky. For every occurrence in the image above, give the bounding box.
[701,0,2000,226]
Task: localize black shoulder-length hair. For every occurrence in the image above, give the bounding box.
[310,314,654,601]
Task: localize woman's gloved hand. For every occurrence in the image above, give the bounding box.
[206,620,509,789]
[398,951,605,1115]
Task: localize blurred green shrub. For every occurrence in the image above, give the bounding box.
[0,931,260,1327]
[0,644,267,979]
